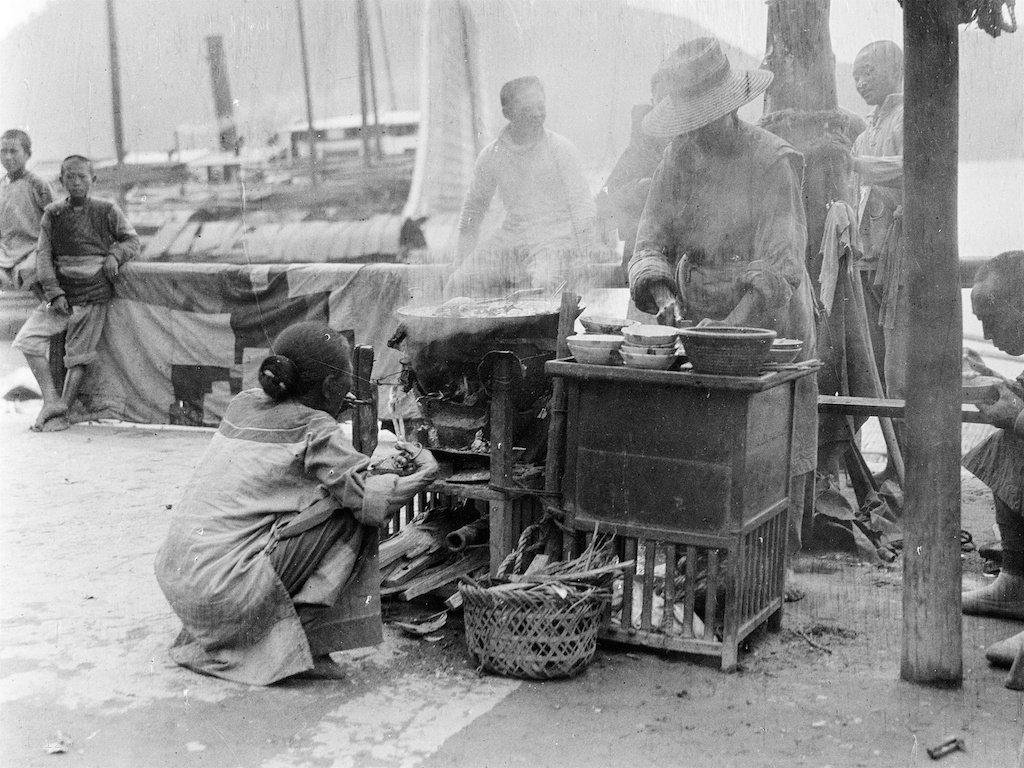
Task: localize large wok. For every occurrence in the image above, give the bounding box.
[394,298,561,339]
[389,297,561,406]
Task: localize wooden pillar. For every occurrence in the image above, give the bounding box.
[901,0,962,685]
[544,291,580,495]
[763,0,837,113]
[488,351,516,492]
[352,344,378,457]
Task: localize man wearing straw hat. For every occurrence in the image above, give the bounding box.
[629,37,817,600]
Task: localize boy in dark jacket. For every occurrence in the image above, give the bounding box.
[13,155,139,431]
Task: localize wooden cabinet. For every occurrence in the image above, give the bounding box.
[546,360,814,670]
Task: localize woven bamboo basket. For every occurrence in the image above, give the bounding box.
[459,579,610,680]
[678,326,777,376]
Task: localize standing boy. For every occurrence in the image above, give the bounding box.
[13,155,139,432]
[851,40,906,486]
[445,76,599,297]
[1,129,54,294]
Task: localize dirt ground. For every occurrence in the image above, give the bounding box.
[1,366,1022,767]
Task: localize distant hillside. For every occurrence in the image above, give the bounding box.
[0,0,1020,167]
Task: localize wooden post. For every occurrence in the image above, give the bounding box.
[105,0,127,209]
[371,0,399,111]
[544,291,580,494]
[901,0,962,685]
[763,0,837,113]
[294,0,319,188]
[355,0,373,167]
[352,344,378,457]
[357,0,384,163]
[488,351,516,492]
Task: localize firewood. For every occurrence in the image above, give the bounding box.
[380,525,437,568]
[382,549,448,588]
[401,549,489,600]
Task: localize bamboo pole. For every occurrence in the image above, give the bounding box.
[355,0,373,167]
[358,0,384,162]
[294,0,319,188]
[900,0,962,685]
[105,0,127,209]
[370,0,399,112]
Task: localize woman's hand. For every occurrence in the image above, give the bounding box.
[976,382,1024,431]
[384,445,439,515]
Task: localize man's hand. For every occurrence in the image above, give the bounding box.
[102,254,119,282]
[963,348,999,379]
[48,296,71,315]
[651,283,684,327]
[976,382,1024,431]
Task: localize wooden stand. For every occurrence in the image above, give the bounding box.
[414,349,543,575]
[547,360,814,671]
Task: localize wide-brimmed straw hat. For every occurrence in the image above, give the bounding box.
[643,37,773,138]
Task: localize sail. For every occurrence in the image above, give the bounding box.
[402,0,490,253]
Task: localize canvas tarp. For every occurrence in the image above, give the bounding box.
[69,262,446,426]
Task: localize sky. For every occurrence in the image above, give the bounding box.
[1,0,905,60]
[0,0,49,39]
[629,0,903,60]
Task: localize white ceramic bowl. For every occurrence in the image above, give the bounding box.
[620,341,677,356]
[623,325,681,346]
[568,341,621,366]
[620,349,677,369]
[580,315,634,334]
[566,333,625,350]
[768,338,804,364]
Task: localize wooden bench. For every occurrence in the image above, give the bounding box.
[817,395,990,424]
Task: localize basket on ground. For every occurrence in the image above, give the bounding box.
[459,579,610,680]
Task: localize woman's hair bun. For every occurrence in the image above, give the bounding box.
[258,354,301,400]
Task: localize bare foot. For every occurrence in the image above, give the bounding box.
[962,572,1024,620]
[290,655,348,680]
[40,414,70,432]
[32,402,68,431]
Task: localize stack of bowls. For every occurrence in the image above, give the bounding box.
[566,333,624,366]
[579,314,635,335]
[768,338,804,364]
[619,325,681,370]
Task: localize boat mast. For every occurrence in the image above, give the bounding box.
[295,0,319,188]
[105,0,127,207]
[358,0,384,163]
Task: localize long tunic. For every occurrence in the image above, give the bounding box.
[603,104,668,271]
[628,121,817,475]
[154,390,398,685]
[852,93,903,271]
[457,127,596,261]
[0,169,53,274]
[629,120,815,345]
[36,196,139,304]
[853,93,905,329]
